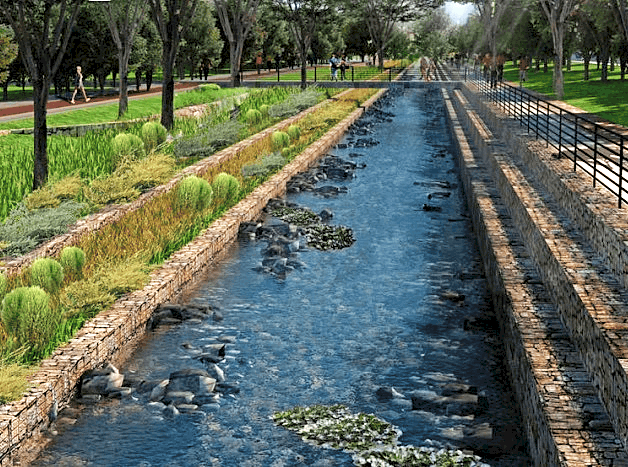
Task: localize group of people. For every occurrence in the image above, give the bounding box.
[329,53,349,81]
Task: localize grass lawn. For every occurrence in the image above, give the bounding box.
[0,87,245,131]
[502,62,628,127]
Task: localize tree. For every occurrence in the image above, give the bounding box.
[177,1,223,79]
[344,19,376,62]
[270,0,338,87]
[413,7,452,61]
[539,0,580,98]
[214,0,262,86]
[0,25,18,97]
[0,0,85,190]
[103,0,148,118]
[473,0,514,71]
[346,0,442,69]
[148,0,199,129]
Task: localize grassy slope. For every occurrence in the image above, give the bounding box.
[502,62,628,127]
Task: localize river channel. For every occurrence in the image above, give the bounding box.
[32,86,531,467]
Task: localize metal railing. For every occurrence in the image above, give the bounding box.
[470,70,628,208]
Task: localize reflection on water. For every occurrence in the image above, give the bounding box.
[33,87,530,467]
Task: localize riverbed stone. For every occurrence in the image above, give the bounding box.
[167,369,217,395]
[163,391,195,405]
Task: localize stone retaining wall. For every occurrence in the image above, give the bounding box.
[0,88,386,466]
[461,84,628,454]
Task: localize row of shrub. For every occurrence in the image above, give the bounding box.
[0,86,329,259]
[0,86,379,402]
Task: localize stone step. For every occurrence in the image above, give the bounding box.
[444,87,628,466]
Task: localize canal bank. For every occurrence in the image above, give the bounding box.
[31,85,530,466]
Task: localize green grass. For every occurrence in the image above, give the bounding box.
[0,87,245,131]
[502,61,628,127]
[258,66,401,82]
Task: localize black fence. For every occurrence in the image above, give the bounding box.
[470,70,628,208]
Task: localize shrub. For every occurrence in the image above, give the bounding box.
[287,125,301,140]
[174,120,243,160]
[1,286,59,351]
[200,83,221,91]
[245,109,262,124]
[259,104,269,115]
[0,201,87,258]
[177,175,213,211]
[25,174,83,210]
[59,246,86,279]
[112,133,145,162]
[212,173,240,205]
[141,121,168,152]
[272,131,290,150]
[29,257,64,294]
[269,87,323,118]
[242,152,287,178]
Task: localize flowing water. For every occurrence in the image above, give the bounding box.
[33,86,531,467]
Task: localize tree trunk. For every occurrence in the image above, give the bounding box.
[146,68,153,91]
[584,58,590,80]
[161,51,175,129]
[118,50,129,118]
[229,40,242,87]
[32,77,49,190]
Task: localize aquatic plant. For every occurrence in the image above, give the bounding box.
[273,404,490,467]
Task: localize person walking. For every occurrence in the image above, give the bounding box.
[329,52,340,81]
[339,54,348,81]
[71,65,90,104]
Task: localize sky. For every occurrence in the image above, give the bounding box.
[444,2,477,25]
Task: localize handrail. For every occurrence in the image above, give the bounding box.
[469,70,628,208]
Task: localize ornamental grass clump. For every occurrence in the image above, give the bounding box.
[29,257,64,294]
[241,152,287,178]
[0,272,6,301]
[59,246,86,280]
[177,175,213,211]
[141,121,168,153]
[287,124,301,140]
[211,172,240,205]
[1,286,59,354]
[272,131,290,150]
[245,109,262,124]
[112,133,145,164]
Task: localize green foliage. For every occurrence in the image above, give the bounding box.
[242,152,287,178]
[199,83,221,91]
[274,404,488,466]
[0,272,6,301]
[59,246,86,279]
[25,174,83,210]
[124,153,176,191]
[287,124,301,140]
[245,108,262,124]
[177,175,213,211]
[268,87,324,118]
[173,119,244,159]
[112,133,145,163]
[85,175,141,206]
[272,131,290,150]
[29,258,64,294]
[0,201,87,258]
[141,121,168,152]
[259,104,269,115]
[1,286,59,353]
[211,172,240,205]
[0,363,33,405]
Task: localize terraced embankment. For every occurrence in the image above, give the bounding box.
[444,82,628,466]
